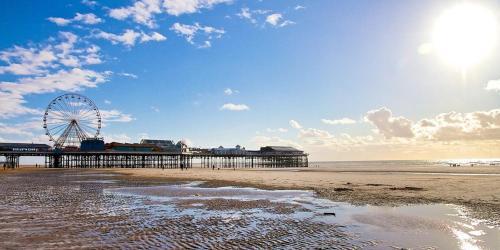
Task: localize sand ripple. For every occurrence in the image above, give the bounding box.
[0,170,370,249]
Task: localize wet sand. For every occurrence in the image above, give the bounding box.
[0,169,371,248]
[105,163,500,226]
[1,167,499,249]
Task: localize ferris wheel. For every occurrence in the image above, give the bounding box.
[43,93,101,148]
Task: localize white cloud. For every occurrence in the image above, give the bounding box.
[298,127,334,145]
[265,13,295,27]
[267,108,500,160]
[199,41,211,48]
[414,109,500,141]
[140,32,167,42]
[486,79,500,92]
[150,106,160,112]
[0,92,40,118]
[220,103,249,111]
[100,109,134,123]
[0,120,51,144]
[48,13,102,26]
[104,99,112,104]
[321,118,356,125]
[94,30,139,46]
[108,0,231,27]
[278,20,295,27]
[0,68,109,118]
[0,30,112,138]
[47,17,72,26]
[109,0,162,28]
[94,29,166,47]
[224,88,238,95]
[289,124,377,152]
[0,32,102,76]
[163,0,232,16]
[0,121,38,137]
[289,120,302,129]
[295,128,375,152]
[0,46,57,75]
[237,7,256,23]
[365,107,414,139]
[82,0,98,7]
[294,5,305,10]
[170,22,224,48]
[118,72,138,79]
[0,68,107,95]
[362,107,500,142]
[171,24,194,42]
[266,128,288,133]
[251,135,302,149]
[266,13,282,26]
[83,45,102,65]
[74,13,102,24]
[237,8,274,25]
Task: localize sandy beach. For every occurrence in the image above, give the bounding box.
[2,162,500,225]
[1,164,499,248]
[100,162,500,225]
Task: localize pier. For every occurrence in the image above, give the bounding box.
[1,151,308,169]
[1,144,308,169]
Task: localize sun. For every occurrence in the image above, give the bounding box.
[432,3,497,69]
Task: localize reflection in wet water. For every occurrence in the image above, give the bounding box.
[0,170,498,249]
[109,183,500,250]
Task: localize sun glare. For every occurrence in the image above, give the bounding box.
[432,3,497,69]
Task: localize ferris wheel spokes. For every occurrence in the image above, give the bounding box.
[44,93,101,148]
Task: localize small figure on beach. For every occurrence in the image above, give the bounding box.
[180,163,184,171]
[212,165,215,171]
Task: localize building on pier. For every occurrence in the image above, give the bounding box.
[140,139,189,153]
[260,146,305,155]
[0,143,51,152]
[80,139,105,151]
[105,142,159,152]
[0,143,51,168]
[211,145,246,155]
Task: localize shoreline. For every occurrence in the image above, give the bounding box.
[2,165,499,226]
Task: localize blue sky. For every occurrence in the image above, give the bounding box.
[1,0,500,160]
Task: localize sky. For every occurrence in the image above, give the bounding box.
[0,0,500,161]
